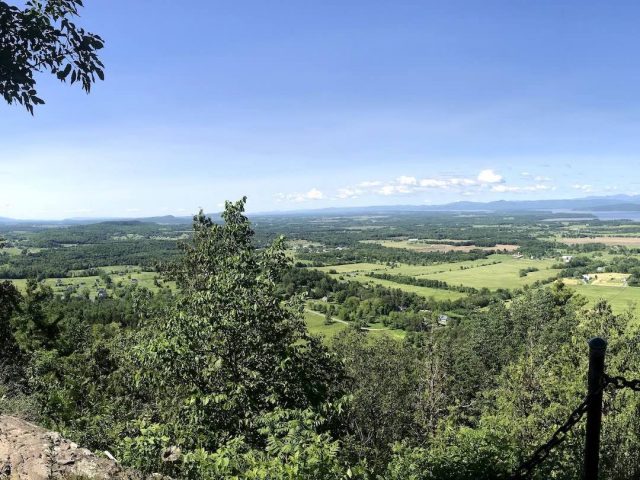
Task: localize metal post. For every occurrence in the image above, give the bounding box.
[583,337,607,480]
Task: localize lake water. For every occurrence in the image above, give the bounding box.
[550,210,640,222]
[582,211,640,222]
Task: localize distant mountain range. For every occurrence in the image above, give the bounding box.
[2,194,640,225]
[258,194,640,216]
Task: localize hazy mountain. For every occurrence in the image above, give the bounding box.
[2,194,640,225]
[260,195,640,216]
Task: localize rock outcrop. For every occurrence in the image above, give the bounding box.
[0,415,162,479]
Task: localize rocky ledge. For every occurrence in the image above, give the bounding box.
[0,416,164,479]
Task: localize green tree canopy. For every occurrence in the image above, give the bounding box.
[0,0,104,113]
[118,198,345,473]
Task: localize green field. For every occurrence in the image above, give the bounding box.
[568,284,640,317]
[304,310,348,339]
[315,255,559,295]
[316,262,387,274]
[2,269,172,299]
[417,256,558,290]
[2,246,43,256]
[304,309,405,341]
[347,274,465,300]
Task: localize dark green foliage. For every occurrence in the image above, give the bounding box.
[560,255,640,284]
[4,207,640,478]
[367,271,479,293]
[0,0,104,113]
[0,280,23,386]
[112,199,345,475]
[0,240,178,278]
[297,242,491,267]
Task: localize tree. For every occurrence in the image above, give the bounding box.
[0,0,104,113]
[119,198,345,474]
[10,278,56,352]
[332,330,429,473]
[0,280,22,384]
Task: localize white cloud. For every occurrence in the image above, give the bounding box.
[419,178,450,188]
[306,188,324,200]
[338,169,509,198]
[534,175,551,182]
[491,184,553,193]
[378,184,412,196]
[477,169,504,184]
[336,188,361,199]
[276,169,553,204]
[448,178,476,186]
[275,188,325,203]
[397,175,418,186]
[359,180,382,187]
[572,184,593,193]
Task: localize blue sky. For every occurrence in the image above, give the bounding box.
[1,0,640,218]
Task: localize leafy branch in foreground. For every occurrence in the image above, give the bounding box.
[0,0,104,113]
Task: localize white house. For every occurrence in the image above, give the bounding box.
[562,255,574,263]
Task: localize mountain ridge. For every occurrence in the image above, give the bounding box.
[2,194,640,225]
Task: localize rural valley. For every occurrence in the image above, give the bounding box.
[3,199,640,478]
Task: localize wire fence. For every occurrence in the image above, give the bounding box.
[507,355,640,480]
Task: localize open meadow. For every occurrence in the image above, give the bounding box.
[370,239,519,253]
[316,254,558,292]
[2,267,172,299]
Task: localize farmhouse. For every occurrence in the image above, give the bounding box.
[562,255,574,263]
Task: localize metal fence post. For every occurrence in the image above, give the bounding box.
[583,337,607,480]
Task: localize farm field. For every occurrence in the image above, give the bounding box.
[304,309,405,340]
[316,255,559,293]
[418,256,558,290]
[347,274,465,300]
[316,262,387,274]
[564,273,629,287]
[318,255,513,277]
[304,309,347,339]
[2,246,43,256]
[371,239,518,253]
[567,283,640,317]
[559,236,640,246]
[2,269,170,299]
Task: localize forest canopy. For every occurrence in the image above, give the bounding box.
[2,200,640,479]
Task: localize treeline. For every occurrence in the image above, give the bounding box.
[278,266,512,331]
[22,221,186,247]
[560,255,640,285]
[296,242,492,267]
[366,271,479,294]
[0,240,178,278]
[250,210,575,248]
[3,203,640,479]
